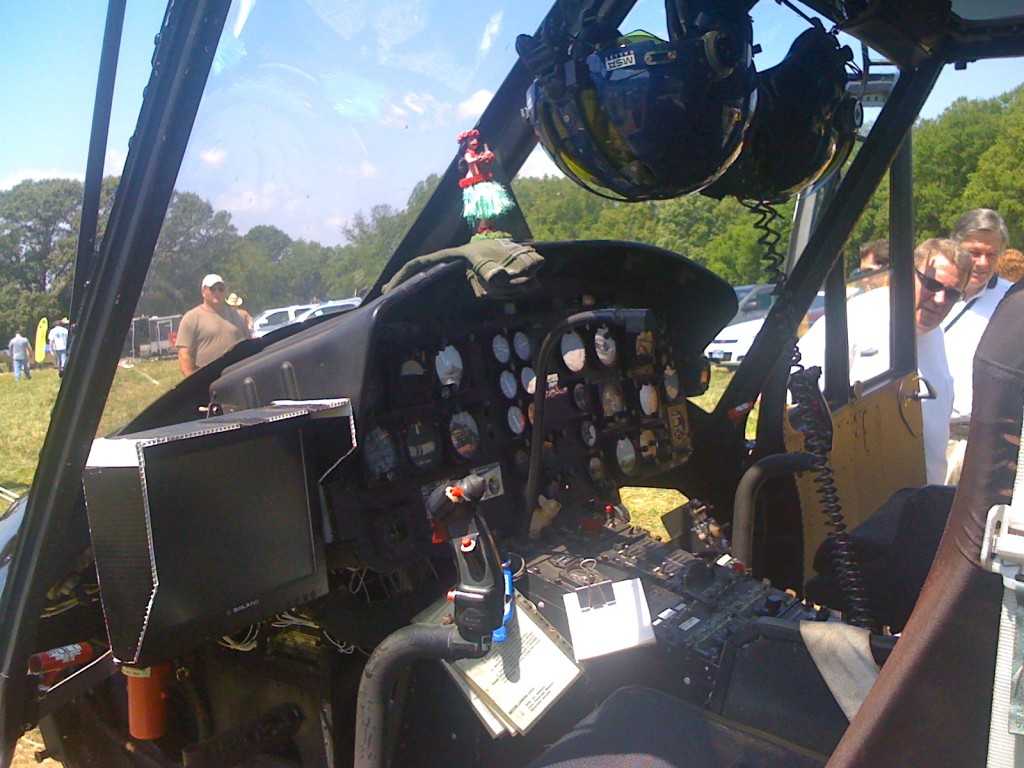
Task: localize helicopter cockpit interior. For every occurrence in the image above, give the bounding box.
[2,1,1024,768]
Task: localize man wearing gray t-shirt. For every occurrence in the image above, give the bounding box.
[7,331,33,381]
[175,274,250,376]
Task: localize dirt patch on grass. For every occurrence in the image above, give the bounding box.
[12,729,60,767]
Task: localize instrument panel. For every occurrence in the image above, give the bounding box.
[209,241,737,572]
[362,300,692,485]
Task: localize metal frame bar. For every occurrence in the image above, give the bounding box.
[69,0,126,325]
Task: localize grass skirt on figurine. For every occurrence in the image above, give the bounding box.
[462,180,514,225]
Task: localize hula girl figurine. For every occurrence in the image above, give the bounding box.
[458,129,515,237]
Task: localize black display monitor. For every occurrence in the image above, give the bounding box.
[84,402,346,666]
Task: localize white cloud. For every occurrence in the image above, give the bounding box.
[358,161,379,178]
[0,168,84,189]
[104,148,127,177]
[518,146,564,179]
[458,89,493,121]
[199,148,228,168]
[479,11,503,55]
[218,181,287,213]
[380,92,451,130]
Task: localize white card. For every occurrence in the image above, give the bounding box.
[562,577,656,661]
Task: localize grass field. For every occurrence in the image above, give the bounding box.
[0,357,184,494]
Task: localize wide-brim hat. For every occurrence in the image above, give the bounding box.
[226,293,243,307]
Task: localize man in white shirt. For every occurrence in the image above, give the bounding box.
[799,239,972,484]
[47,318,69,373]
[943,208,1012,423]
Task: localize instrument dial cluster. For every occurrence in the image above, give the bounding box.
[359,297,694,527]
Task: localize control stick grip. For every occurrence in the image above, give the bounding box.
[426,474,504,643]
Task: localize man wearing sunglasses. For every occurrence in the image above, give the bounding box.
[943,208,1012,424]
[176,273,251,376]
[800,239,971,484]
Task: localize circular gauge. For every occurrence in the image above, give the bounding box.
[639,383,659,416]
[401,357,425,377]
[573,382,590,411]
[664,367,680,401]
[507,406,526,435]
[399,356,427,391]
[580,420,597,447]
[405,421,441,471]
[492,334,511,364]
[363,426,399,480]
[639,429,658,461]
[560,331,586,372]
[616,437,638,476]
[594,326,617,367]
[435,345,464,389]
[635,330,655,362]
[600,381,625,418]
[521,366,537,395]
[588,457,606,482]
[499,370,518,399]
[449,412,481,459]
[514,331,532,362]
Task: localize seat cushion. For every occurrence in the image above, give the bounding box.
[527,686,827,768]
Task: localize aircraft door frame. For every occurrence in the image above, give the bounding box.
[786,139,926,577]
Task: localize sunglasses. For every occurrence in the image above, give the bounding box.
[915,269,962,303]
[207,284,227,292]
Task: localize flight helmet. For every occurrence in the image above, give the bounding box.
[702,22,862,203]
[518,1,757,201]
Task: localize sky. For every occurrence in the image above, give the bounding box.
[2,0,1022,247]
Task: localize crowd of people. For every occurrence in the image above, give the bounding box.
[4,318,69,381]
[800,207,1016,485]
[3,277,257,381]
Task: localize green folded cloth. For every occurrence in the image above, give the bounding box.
[382,238,544,298]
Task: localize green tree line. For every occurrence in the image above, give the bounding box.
[2,84,1021,344]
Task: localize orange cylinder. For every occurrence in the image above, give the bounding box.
[27,642,95,674]
[123,663,171,740]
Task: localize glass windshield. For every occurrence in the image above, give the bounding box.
[3,0,1023,460]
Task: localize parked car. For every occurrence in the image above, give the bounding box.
[733,283,756,303]
[293,297,363,323]
[726,283,775,327]
[250,303,316,338]
[707,290,825,367]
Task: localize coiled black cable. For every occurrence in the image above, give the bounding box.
[742,199,787,287]
[787,366,873,628]
[742,198,873,628]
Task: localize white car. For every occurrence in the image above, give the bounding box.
[705,316,764,368]
[294,297,362,323]
[251,303,316,338]
[706,291,825,368]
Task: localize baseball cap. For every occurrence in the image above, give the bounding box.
[201,274,225,289]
